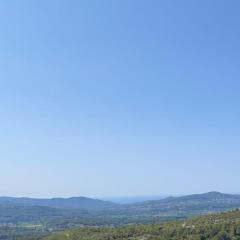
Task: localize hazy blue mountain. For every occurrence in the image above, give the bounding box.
[127,191,240,215]
[1,192,240,240]
[0,196,118,210]
[103,195,168,204]
[0,192,239,212]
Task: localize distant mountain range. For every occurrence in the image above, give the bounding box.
[0,196,117,210]
[126,191,240,216]
[103,195,167,204]
[0,191,240,211]
[0,192,240,227]
[1,192,240,239]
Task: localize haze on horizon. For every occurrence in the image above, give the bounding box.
[0,0,240,198]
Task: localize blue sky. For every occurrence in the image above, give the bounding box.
[0,0,240,198]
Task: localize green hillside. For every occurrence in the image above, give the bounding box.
[1,192,240,240]
[43,209,240,240]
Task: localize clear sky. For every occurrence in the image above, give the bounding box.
[0,0,240,198]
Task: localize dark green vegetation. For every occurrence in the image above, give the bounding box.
[0,192,240,239]
[43,209,240,240]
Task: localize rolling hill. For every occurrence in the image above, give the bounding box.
[42,209,240,240]
[1,192,240,227]
[1,192,240,240]
[126,191,240,215]
[0,196,117,210]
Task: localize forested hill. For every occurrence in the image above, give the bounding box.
[1,192,239,212]
[43,209,240,240]
[127,191,240,214]
[1,192,240,240]
[0,196,117,210]
[0,192,240,227]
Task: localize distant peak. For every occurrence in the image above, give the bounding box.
[204,191,223,195]
[202,191,231,197]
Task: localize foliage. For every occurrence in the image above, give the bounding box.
[43,210,240,240]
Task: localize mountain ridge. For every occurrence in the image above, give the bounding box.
[0,196,117,210]
[0,191,239,212]
[126,191,240,216]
